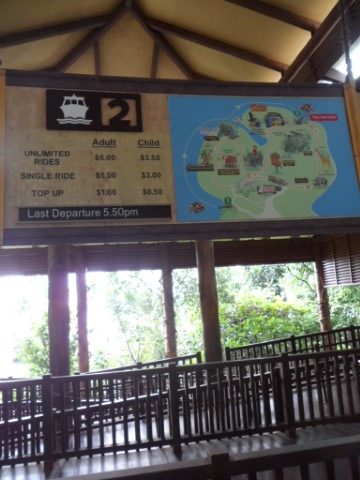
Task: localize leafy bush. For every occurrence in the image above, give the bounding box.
[220,295,318,348]
[16,314,78,376]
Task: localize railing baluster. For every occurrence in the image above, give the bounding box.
[122,375,129,449]
[344,353,355,415]
[145,372,153,443]
[334,353,345,416]
[324,355,335,417]
[195,367,204,435]
[279,354,295,438]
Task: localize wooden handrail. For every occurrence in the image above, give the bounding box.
[225,325,360,359]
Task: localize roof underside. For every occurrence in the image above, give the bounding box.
[0,0,359,84]
[1,1,360,276]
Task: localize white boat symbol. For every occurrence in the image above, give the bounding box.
[57,94,92,125]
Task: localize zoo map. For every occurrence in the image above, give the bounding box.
[168,95,360,223]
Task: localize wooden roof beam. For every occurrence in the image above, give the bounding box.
[150,42,160,79]
[281,0,360,84]
[50,1,127,73]
[127,1,201,80]
[225,0,319,33]
[148,17,288,73]
[0,15,109,48]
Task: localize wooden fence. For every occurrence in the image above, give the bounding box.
[225,325,360,361]
[88,352,202,374]
[1,349,360,475]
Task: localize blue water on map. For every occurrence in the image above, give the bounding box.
[168,95,360,222]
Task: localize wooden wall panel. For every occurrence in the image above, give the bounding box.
[319,234,360,286]
[0,237,315,276]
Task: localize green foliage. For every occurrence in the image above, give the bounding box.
[15,261,360,378]
[244,264,287,298]
[220,295,318,347]
[106,271,165,365]
[173,269,202,355]
[16,316,49,376]
[16,314,78,377]
[329,285,360,328]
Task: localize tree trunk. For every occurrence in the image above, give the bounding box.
[161,243,177,358]
[75,247,89,372]
[314,242,332,331]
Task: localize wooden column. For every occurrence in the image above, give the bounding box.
[161,243,177,358]
[314,242,332,332]
[75,247,89,373]
[195,239,223,362]
[48,245,70,376]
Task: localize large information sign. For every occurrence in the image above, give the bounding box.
[2,71,360,245]
[5,83,174,233]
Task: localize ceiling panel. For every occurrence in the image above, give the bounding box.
[100,13,154,78]
[0,31,87,70]
[265,0,338,21]
[0,0,117,35]
[139,0,311,66]
[163,34,281,82]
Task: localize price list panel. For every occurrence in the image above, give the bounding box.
[4,87,175,228]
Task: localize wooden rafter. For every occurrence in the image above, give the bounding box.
[281,0,360,83]
[127,0,200,80]
[147,17,288,73]
[151,42,160,79]
[94,41,101,75]
[0,15,109,48]
[225,0,319,33]
[50,1,127,73]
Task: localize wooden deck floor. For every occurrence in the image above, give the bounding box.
[1,421,360,479]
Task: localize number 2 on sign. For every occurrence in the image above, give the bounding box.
[101,98,138,129]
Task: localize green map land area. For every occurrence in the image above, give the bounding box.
[189,104,336,220]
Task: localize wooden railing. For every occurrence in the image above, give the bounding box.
[1,349,360,475]
[225,325,360,360]
[88,352,202,374]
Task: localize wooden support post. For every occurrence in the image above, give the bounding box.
[0,71,5,245]
[161,243,177,358]
[290,335,297,354]
[48,245,70,376]
[211,451,231,480]
[314,242,332,332]
[195,239,223,362]
[280,353,296,439]
[75,247,89,373]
